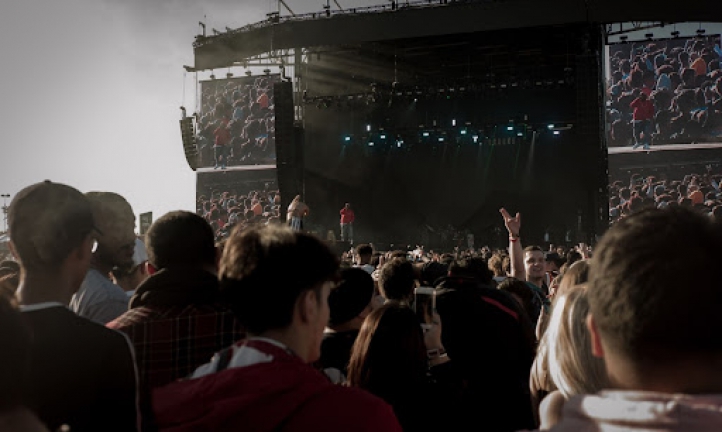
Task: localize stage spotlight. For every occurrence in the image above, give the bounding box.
[245,70,252,76]
[472,135,479,143]
[368,142,375,147]
[547,124,554,130]
[344,135,352,142]
[619,35,628,43]
[452,119,456,126]
[553,131,560,135]
[210,74,216,79]
[380,134,387,140]
[366,124,372,132]
[226,72,233,78]
[671,30,680,38]
[697,28,706,36]
[645,33,654,41]
[263,69,271,75]
[517,132,523,137]
[438,137,445,142]
[460,129,467,135]
[506,126,513,131]
[422,132,430,137]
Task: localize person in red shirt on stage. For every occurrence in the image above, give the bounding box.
[630,92,654,150]
[213,119,231,170]
[340,203,355,244]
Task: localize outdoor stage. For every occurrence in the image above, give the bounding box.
[608,143,722,155]
[196,165,276,174]
[608,143,722,177]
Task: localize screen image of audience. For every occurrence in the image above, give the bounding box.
[197,76,277,168]
[606,35,722,147]
[608,166,722,224]
[196,182,281,242]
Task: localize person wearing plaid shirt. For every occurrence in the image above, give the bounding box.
[108,211,244,390]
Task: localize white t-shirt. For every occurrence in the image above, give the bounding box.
[70,269,129,325]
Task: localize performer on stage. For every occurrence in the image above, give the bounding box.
[340,203,355,244]
[287,195,309,232]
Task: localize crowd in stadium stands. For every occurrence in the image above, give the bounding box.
[197,77,276,169]
[196,185,282,242]
[609,168,722,223]
[4,179,722,432]
[606,36,722,147]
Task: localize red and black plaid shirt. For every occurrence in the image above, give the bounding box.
[108,304,245,389]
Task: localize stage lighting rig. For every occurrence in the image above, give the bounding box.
[245,70,252,76]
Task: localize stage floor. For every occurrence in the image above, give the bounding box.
[608,143,722,155]
[196,164,276,173]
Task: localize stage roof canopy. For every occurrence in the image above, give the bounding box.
[192,0,720,70]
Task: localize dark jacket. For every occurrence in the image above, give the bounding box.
[22,305,138,432]
[434,281,537,432]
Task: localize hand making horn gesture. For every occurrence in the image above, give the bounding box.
[499,208,521,238]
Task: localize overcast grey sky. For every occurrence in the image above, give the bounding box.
[0,0,379,225]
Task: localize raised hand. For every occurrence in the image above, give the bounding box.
[499,208,521,237]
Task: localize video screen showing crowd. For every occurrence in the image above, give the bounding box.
[196,179,281,242]
[196,75,279,169]
[605,34,722,149]
[608,165,722,224]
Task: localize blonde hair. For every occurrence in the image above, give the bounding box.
[545,284,608,398]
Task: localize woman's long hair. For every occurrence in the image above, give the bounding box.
[346,302,428,403]
[545,284,608,397]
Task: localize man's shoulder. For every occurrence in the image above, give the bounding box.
[108,304,237,332]
[79,270,127,299]
[24,306,130,348]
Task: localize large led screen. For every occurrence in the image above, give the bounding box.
[197,75,279,170]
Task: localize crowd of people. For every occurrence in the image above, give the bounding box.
[196,183,282,242]
[3,179,722,432]
[197,76,277,169]
[606,36,722,148]
[608,166,722,223]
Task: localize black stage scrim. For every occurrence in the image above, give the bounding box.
[300,24,605,247]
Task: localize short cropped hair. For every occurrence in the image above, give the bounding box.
[378,258,416,302]
[219,225,338,334]
[8,181,95,273]
[524,246,544,254]
[146,211,216,270]
[589,207,722,363]
[356,244,373,257]
[488,254,505,277]
[449,257,493,285]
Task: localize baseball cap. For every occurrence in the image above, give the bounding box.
[8,180,98,269]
